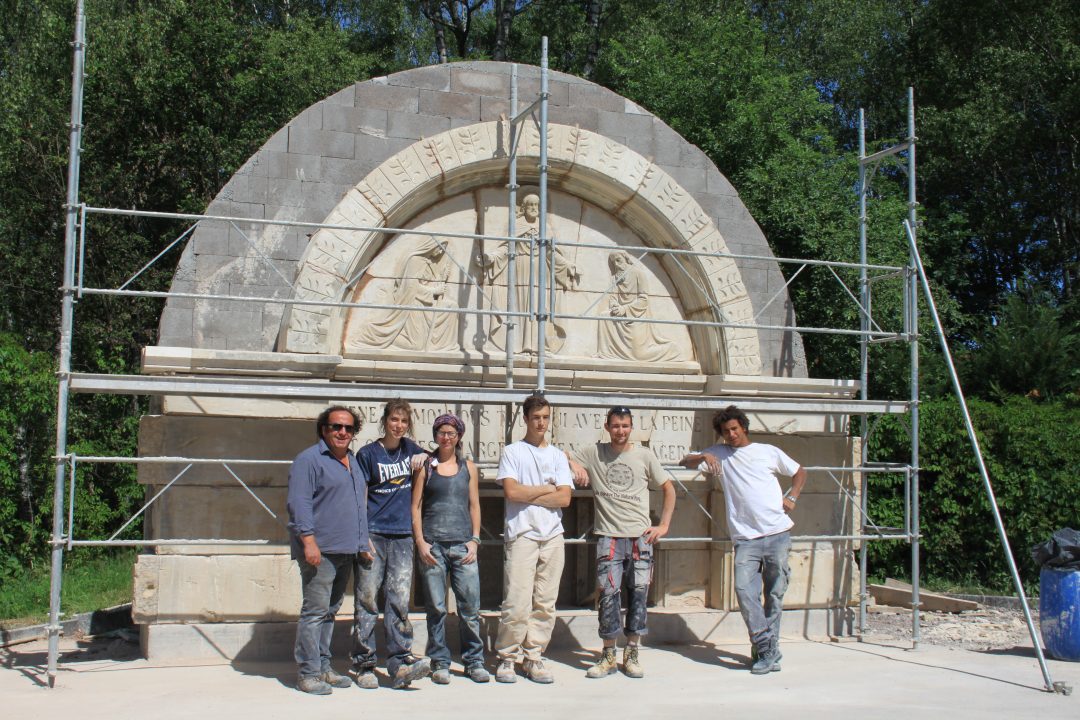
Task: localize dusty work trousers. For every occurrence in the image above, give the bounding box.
[596,535,653,639]
[733,530,791,654]
[495,533,565,663]
[351,533,415,678]
[294,553,353,679]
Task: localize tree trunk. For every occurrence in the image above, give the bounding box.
[582,0,604,79]
[493,0,515,61]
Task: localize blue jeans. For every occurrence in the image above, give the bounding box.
[420,541,484,669]
[733,531,791,654]
[596,535,653,639]
[352,534,415,676]
[295,552,353,678]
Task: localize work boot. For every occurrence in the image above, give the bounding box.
[750,646,783,675]
[392,655,432,689]
[524,658,554,684]
[495,658,518,683]
[297,675,332,695]
[354,668,379,689]
[320,668,351,688]
[586,647,618,678]
[749,642,781,671]
[622,645,644,678]
[431,667,451,685]
[467,664,491,683]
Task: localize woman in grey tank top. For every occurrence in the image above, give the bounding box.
[411,413,488,684]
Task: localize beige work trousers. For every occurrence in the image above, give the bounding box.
[495,532,565,663]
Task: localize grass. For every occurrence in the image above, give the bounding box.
[0,551,135,631]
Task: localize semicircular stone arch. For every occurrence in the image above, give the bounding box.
[157,61,805,380]
[282,121,760,376]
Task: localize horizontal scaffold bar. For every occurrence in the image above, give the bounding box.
[68,373,909,414]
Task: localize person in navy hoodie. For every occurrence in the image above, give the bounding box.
[351,399,433,689]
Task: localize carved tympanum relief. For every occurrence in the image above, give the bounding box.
[342,187,695,366]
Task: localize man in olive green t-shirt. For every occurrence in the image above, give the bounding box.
[568,406,676,679]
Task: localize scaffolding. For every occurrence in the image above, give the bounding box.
[43,0,1063,695]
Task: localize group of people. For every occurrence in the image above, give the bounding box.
[286,396,804,695]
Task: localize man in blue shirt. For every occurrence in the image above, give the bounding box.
[287,406,370,695]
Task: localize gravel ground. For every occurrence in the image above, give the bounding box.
[862,603,1039,650]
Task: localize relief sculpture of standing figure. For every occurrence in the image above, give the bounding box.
[479,194,579,354]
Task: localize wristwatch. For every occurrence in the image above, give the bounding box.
[784,493,798,504]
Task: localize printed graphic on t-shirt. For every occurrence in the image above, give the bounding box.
[376,458,413,488]
[597,460,643,503]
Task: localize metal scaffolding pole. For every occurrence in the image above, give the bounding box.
[505,65,519,389]
[903,220,1063,694]
[47,0,87,687]
[906,87,922,648]
[536,37,550,392]
[857,107,870,635]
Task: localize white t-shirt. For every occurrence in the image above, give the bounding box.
[702,442,801,541]
[496,440,574,541]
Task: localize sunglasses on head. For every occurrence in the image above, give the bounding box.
[607,406,632,418]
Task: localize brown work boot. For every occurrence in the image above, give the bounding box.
[320,668,351,688]
[297,675,332,695]
[586,647,618,678]
[524,658,554,684]
[622,645,644,678]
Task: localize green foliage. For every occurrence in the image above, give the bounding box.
[867,396,1080,590]
[0,334,56,573]
[960,291,1080,399]
[0,550,136,627]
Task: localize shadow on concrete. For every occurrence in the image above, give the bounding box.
[1,628,141,689]
[816,638,1047,692]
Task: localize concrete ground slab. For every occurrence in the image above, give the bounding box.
[2,634,1077,720]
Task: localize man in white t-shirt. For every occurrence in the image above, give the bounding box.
[494,393,574,684]
[680,405,805,675]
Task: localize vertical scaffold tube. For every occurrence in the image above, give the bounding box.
[505,65,518,389]
[907,87,921,649]
[857,108,869,636]
[48,0,87,687]
[536,37,550,392]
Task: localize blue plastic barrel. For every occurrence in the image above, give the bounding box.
[1040,567,1080,661]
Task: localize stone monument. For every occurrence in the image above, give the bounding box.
[134,62,858,659]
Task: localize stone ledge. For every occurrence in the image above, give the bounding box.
[139,606,847,661]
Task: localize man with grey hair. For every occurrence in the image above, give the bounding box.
[287,405,370,695]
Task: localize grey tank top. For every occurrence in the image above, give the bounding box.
[421,459,472,542]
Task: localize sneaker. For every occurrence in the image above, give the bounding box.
[467,664,491,683]
[585,647,618,678]
[622,645,644,678]
[392,655,432,689]
[320,669,351,688]
[750,647,783,675]
[354,668,379,689]
[524,658,554,684]
[431,667,451,685]
[495,659,517,683]
[297,675,332,695]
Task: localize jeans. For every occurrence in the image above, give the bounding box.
[295,552,353,678]
[595,535,653,639]
[733,530,791,654]
[352,533,415,676]
[495,533,565,663]
[420,541,484,669]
